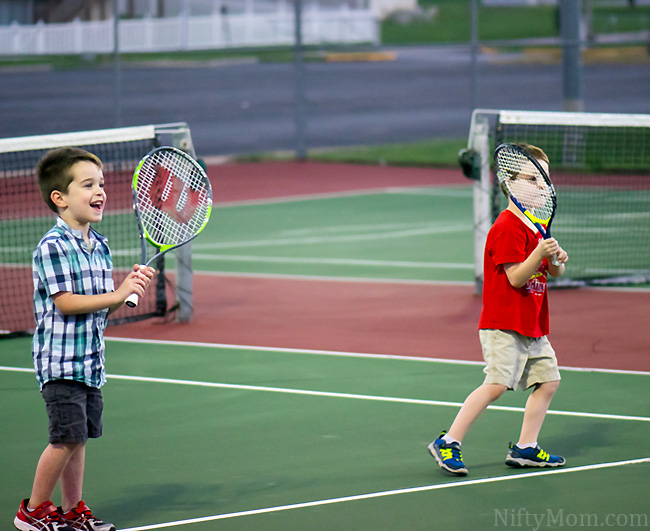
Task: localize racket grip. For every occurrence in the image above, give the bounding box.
[125,292,139,308]
[125,263,146,308]
[551,254,560,267]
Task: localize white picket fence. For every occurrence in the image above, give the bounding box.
[0,7,379,55]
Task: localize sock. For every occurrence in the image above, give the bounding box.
[517,441,537,449]
[442,433,461,445]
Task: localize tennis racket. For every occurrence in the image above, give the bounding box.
[494,142,560,266]
[125,146,213,308]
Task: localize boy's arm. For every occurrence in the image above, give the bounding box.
[504,238,567,288]
[53,290,127,315]
[52,265,155,316]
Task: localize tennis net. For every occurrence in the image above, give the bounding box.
[0,123,196,335]
[466,110,650,290]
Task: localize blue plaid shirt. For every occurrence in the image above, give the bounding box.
[32,218,114,390]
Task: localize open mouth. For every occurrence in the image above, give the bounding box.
[91,201,104,212]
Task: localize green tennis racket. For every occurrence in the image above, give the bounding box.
[125,146,212,308]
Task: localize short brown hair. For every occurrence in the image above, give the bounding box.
[499,143,549,198]
[36,147,103,213]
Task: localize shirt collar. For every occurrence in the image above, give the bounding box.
[55,217,108,244]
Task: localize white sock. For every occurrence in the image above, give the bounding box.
[517,441,537,449]
[442,433,460,445]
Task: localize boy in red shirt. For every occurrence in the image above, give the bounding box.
[428,143,568,476]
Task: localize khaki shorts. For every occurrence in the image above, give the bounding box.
[479,329,561,391]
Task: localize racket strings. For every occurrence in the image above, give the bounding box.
[496,148,555,224]
[136,150,211,246]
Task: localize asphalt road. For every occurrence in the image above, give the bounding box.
[1,46,649,157]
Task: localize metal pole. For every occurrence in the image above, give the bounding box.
[173,127,195,323]
[293,0,307,160]
[470,0,479,115]
[560,0,584,112]
[113,0,123,126]
[469,112,490,295]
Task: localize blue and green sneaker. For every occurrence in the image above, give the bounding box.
[505,442,566,468]
[427,432,468,476]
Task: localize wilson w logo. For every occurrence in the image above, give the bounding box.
[150,164,201,224]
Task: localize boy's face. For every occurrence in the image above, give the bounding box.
[510,159,550,210]
[54,161,106,228]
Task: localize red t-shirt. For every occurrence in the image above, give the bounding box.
[478,209,549,338]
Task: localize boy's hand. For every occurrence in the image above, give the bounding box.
[134,264,156,285]
[554,244,569,264]
[116,265,155,302]
[542,238,568,278]
[538,238,568,264]
[538,238,560,260]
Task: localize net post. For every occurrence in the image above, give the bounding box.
[175,245,193,323]
[468,110,492,295]
[169,124,196,323]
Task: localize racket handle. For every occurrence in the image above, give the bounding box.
[125,263,146,308]
[551,254,560,267]
[125,292,139,308]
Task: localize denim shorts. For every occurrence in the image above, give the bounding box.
[42,380,103,444]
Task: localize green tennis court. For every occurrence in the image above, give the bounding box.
[180,186,475,283]
[2,173,649,529]
[1,337,648,530]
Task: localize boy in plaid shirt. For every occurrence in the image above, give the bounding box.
[15,148,155,531]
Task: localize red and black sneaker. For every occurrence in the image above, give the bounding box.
[14,499,75,531]
[60,501,115,531]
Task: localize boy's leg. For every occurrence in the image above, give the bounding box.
[516,336,561,446]
[517,380,560,445]
[447,383,507,442]
[29,380,99,509]
[28,442,82,509]
[449,328,529,442]
[428,383,506,476]
[61,442,86,513]
[505,379,565,468]
[505,335,565,468]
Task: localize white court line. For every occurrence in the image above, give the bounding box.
[213,188,403,207]
[6,336,650,378]
[2,364,648,422]
[191,223,471,250]
[118,457,650,531]
[105,337,488,365]
[192,270,475,286]
[104,337,650,377]
[191,255,473,270]
[190,269,650,290]
[212,186,470,208]
[386,187,472,197]
[281,221,433,236]
[102,374,650,423]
